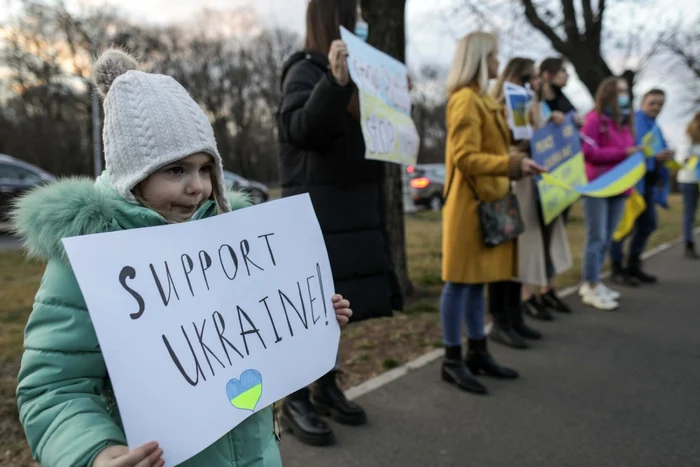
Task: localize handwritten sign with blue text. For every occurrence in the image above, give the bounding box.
[340,26,419,165]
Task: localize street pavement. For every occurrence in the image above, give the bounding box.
[281,238,700,467]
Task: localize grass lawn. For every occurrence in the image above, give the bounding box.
[0,194,694,465]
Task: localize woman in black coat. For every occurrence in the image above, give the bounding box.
[276,0,403,447]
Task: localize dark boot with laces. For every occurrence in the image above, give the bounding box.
[311,370,367,426]
[280,388,334,446]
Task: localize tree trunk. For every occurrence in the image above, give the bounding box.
[360,0,414,296]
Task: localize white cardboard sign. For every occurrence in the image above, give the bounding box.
[62,194,339,466]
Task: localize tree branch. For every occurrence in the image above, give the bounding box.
[582,0,595,36]
[521,0,569,55]
[560,0,580,45]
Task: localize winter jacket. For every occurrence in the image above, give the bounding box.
[442,84,523,284]
[12,175,282,467]
[581,111,636,195]
[277,50,403,321]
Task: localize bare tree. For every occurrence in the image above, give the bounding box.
[654,15,700,106]
[360,0,413,296]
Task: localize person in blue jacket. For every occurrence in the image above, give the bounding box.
[610,88,675,285]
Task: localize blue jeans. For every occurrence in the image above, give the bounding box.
[440,282,485,346]
[681,183,699,244]
[583,196,626,283]
[610,186,657,263]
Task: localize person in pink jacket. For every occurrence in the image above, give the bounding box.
[579,77,642,311]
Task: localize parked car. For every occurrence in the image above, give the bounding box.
[0,154,55,221]
[222,170,269,205]
[407,163,446,211]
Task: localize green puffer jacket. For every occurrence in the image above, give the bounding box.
[12,175,283,467]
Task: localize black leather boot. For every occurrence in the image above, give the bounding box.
[488,282,528,349]
[686,242,700,259]
[311,370,366,426]
[611,261,640,287]
[523,296,554,321]
[280,388,334,446]
[508,282,542,340]
[441,346,487,394]
[628,256,657,283]
[540,289,572,314]
[466,338,519,379]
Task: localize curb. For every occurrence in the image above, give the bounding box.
[345,227,700,401]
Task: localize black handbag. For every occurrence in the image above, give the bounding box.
[444,166,525,247]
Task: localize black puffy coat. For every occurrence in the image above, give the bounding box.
[277,51,403,322]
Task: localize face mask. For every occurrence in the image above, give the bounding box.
[355,21,369,42]
[617,94,630,108]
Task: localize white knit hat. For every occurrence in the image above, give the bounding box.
[93,49,230,211]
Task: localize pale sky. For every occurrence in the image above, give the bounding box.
[1,0,697,145]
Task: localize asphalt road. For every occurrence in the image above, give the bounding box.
[281,239,700,467]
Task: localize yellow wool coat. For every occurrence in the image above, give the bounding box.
[442,85,523,284]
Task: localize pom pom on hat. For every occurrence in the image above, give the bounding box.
[93,48,138,98]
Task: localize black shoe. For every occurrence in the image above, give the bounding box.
[611,262,640,287]
[685,243,699,259]
[513,320,542,340]
[281,388,334,446]
[466,338,519,379]
[523,297,554,321]
[540,290,571,313]
[311,371,367,426]
[441,359,488,394]
[628,256,657,283]
[490,322,529,348]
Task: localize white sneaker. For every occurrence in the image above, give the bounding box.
[579,282,620,301]
[581,286,619,311]
[599,283,621,300]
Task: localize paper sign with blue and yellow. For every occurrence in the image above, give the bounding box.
[530,113,648,225]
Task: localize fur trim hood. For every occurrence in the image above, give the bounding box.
[11,175,251,262]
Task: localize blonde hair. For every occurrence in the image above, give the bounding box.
[446,32,498,96]
[133,170,227,224]
[686,112,700,144]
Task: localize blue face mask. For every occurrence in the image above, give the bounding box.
[354,21,369,42]
[617,94,630,108]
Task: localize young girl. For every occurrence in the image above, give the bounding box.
[12,49,352,467]
[579,77,642,310]
[676,112,700,259]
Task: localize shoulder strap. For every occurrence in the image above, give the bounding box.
[443,165,480,204]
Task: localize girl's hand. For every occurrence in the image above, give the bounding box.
[328,40,350,87]
[92,442,164,467]
[550,111,566,126]
[332,294,352,326]
[521,158,547,176]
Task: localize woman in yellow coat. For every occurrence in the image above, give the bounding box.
[440,32,545,394]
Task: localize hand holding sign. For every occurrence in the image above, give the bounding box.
[92,442,164,467]
[521,158,547,176]
[329,40,350,86]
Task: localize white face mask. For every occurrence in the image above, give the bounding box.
[354,20,369,41]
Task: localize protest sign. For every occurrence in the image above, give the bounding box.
[532,114,648,223]
[62,194,339,467]
[504,82,534,140]
[531,114,587,224]
[340,26,419,166]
